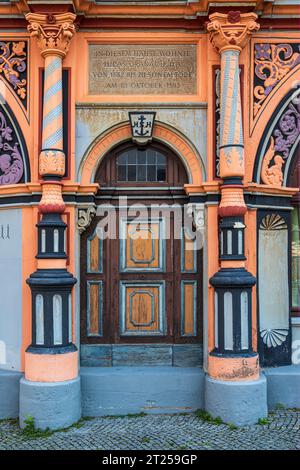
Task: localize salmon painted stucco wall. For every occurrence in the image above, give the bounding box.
[0,19,298,371]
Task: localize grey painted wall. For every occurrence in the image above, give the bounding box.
[0,209,22,371]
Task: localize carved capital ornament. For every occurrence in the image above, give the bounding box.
[207,11,260,53]
[26,12,76,58]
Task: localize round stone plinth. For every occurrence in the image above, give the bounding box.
[19,376,81,430]
[205,374,267,426]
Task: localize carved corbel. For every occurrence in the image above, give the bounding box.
[187,203,205,248]
[77,206,96,234]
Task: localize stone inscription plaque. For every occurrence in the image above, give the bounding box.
[89,44,197,95]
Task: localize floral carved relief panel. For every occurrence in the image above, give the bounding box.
[0,104,28,185]
[258,89,300,187]
[251,41,300,133]
[0,41,28,112]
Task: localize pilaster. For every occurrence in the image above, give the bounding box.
[205,12,267,426]
[20,12,80,430]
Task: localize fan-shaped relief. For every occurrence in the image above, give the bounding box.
[260,328,289,348]
[260,214,287,231]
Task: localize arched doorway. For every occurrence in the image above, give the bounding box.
[80,141,202,356]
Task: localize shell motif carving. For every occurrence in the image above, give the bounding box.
[260,214,287,231]
[260,329,289,348]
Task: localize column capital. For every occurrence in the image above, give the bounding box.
[25,12,76,59]
[207,11,259,54]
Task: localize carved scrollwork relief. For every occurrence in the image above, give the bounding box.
[187,203,205,248]
[77,207,96,234]
[0,41,27,108]
[253,43,300,119]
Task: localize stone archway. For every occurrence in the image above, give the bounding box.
[78,121,204,186]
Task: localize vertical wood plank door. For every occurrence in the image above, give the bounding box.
[80,142,202,345]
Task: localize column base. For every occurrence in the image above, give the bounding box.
[0,370,22,419]
[19,376,81,430]
[205,374,267,426]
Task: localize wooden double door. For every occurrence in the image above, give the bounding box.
[80,205,202,344]
[80,142,202,345]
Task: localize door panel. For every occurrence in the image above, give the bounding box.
[181,280,197,337]
[87,280,103,337]
[120,219,165,272]
[181,229,197,273]
[87,229,103,274]
[120,281,165,336]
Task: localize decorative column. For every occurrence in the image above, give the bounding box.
[19,13,80,430]
[205,12,268,426]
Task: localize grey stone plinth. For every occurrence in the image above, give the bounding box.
[205,374,268,426]
[263,365,300,409]
[19,377,81,430]
[0,370,22,419]
[81,366,204,416]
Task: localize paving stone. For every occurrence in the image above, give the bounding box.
[0,409,299,450]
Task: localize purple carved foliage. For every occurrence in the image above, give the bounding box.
[253,43,300,118]
[0,111,23,185]
[274,102,300,159]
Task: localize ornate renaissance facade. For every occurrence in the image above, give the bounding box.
[0,0,299,429]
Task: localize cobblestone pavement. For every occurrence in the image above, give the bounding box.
[0,409,299,450]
